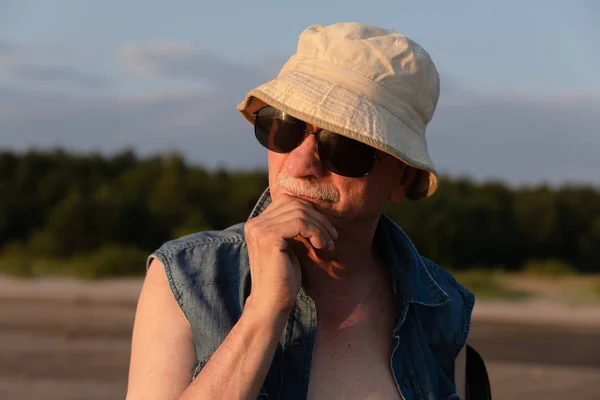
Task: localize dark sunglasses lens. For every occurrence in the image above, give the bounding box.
[318,131,376,177]
[254,107,305,153]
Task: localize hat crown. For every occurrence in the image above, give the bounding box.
[293,22,440,125]
[237,22,442,200]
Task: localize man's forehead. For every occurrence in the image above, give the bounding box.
[246,97,270,115]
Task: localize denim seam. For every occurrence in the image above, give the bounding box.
[152,250,183,307]
[157,240,249,290]
[390,336,404,398]
[248,188,271,219]
[418,255,452,300]
[403,344,424,399]
[403,297,451,307]
[277,304,296,399]
[181,249,249,289]
[393,302,410,335]
[191,357,209,380]
[159,236,246,257]
[258,387,269,399]
[183,270,243,289]
[302,298,317,399]
[457,287,475,350]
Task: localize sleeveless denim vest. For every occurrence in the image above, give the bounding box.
[149,188,475,400]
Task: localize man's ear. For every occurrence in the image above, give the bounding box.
[389,164,417,204]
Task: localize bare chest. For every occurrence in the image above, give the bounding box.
[306,307,401,399]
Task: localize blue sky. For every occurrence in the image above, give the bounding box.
[0,0,598,186]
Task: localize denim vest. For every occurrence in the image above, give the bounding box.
[149,188,475,400]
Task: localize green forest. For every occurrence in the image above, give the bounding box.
[1,149,599,278]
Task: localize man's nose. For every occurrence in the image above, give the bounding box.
[284,132,325,178]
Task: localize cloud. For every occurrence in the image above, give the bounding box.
[0,42,108,89]
[0,41,70,58]
[0,42,13,56]
[3,62,107,88]
[119,42,284,92]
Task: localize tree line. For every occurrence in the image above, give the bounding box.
[0,149,598,277]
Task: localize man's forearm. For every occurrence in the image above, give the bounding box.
[179,305,288,400]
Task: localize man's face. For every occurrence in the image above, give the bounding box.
[248,99,408,227]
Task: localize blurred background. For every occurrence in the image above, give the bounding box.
[0,1,599,399]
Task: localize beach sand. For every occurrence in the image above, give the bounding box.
[1,276,599,400]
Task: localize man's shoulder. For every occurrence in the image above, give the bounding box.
[149,222,249,289]
[155,222,246,255]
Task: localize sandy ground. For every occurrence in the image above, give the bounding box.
[1,276,599,400]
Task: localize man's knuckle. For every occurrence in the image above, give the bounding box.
[295,217,310,228]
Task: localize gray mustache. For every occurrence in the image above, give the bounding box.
[277,173,340,202]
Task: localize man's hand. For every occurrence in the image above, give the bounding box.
[244,193,338,316]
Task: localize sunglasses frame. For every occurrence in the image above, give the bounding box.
[252,106,393,177]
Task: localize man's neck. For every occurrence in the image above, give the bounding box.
[292,216,388,305]
[290,217,396,332]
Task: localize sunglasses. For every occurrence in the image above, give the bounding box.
[252,106,393,177]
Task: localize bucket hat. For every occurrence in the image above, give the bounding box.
[237,22,441,199]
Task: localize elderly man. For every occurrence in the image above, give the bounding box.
[127,22,474,400]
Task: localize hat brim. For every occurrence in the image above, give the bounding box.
[237,70,438,199]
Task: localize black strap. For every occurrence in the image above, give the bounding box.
[465,344,492,400]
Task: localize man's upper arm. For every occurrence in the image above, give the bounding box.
[455,344,467,400]
[126,258,197,400]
